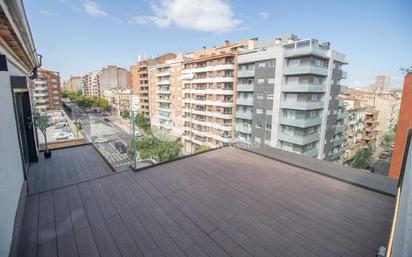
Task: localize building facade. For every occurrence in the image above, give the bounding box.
[235,35,347,163]
[342,101,366,164]
[99,65,130,92]
[32,68,62,110]
[389,72,412,179]
[103,88,132,116]
[181,40,252,153]
[363,109,379,148]
[82,71,100,97]
[370,75,391,90]
[62,76,82,92]
[149,53,186,136]
[0,0,40,255]
[131,60,150,117]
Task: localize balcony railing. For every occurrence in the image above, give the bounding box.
[282,84,326,93]
[280,100,324,110]
[237,69,255,78]
[236,111,253,120]
[279,117,321,128]
[237,83,254,92]
[278,132,320,145]
[283,65,328,76]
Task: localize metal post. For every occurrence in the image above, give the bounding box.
[130,110,137,170]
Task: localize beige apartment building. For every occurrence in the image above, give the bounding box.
[82,71,100,97]
[181,40,252,154]
[99,65,130,92]
[62,76,82,92]
[148,53,187,136]
[102,88,132,116]
[342,98,366,164]
[364,109,379,148]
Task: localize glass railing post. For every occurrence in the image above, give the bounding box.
[130,110,137,170]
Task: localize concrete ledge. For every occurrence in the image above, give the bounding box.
[235,144,397,196]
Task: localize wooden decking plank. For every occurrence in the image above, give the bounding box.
[53,188,79,257]
[17,194,39,257]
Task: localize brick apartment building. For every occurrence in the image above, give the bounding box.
[389,72,412,179]
[32,68,62,111]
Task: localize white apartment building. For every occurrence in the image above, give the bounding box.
[82,71,100,97]
[235,35,347,163]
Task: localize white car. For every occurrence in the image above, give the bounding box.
[56,132,71,140]
[95,137,108,144]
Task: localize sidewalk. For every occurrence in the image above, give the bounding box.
[111,116,131,134]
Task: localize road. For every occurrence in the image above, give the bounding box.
[67,103,131,170]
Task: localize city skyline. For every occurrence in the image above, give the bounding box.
[24,0,412,88]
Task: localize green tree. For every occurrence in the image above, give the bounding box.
[352,148,373,169]
[195,144,209,153]
[384,133,395,144]
[98,98,109,110]
[76,90,83,96]
[136,135,181,162]
[121,110,130,119]
[136,112,150,132]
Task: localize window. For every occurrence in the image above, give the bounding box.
[254,136,261,143]
[258,79,265,84]
[307,127,315,134]
[256,122,263,128]
[288,59,300,66]
[257,94,264,100]
[311,94,319,101]
[268,78,275,84]
[267,94,274,100]
[267,109,273,115]
[256,109,263,114]
[313,76,320,85]
[258,63,266,69]
[268,60,275,68]
[266,124,272,130]
[309,111,317,118]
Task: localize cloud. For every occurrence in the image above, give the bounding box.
[259,11,269,19]
[40,10,57,16]
[82,0,107,17]
[130,0,241,33]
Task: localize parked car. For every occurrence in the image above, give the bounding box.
[134,131,145,139]
[56,132,71,140]
[379,152,390,159]
[103,117,110,122]
[95,137,108,144]
[114,141,127,154]
[365,165,375,173]
[54,122,67,129]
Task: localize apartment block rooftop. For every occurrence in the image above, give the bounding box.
[10,143,398,257]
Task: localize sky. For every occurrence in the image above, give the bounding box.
[24,0,412,88]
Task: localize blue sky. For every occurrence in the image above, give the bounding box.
[24,0,412,88]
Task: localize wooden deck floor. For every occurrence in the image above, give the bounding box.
[27,144,113,195]
[18,146,394,257]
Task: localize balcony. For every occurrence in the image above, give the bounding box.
[342,71,348,79]
[282,84,325,93]
[237,83,254,92]
[237,69,255,78]
[280,100,324,110]
[302,148,319,157]
[12,142,396,257]
[236,111,253,120]
[236,97,253,106]
[335,125,345,134]
[236,123,252,134]
[336,112,346,120]
[284,45,328,58]
[332,137,345,147]
[283,65,328,76]
[157,80,170,85]
[278,132,320,145]
[182,63,235,74]
[279,117,321,128]
[332,148,344,159]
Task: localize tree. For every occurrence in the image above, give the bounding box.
[136,135,181,162]
[352,148,373,169]
[30,111,54,153]
[121,110,130,119]
[136,112,150,132]
[98,98,109,110]
[195,144,209,153]
[384,133,395,144]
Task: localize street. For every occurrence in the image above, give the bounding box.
[67,102,132,170]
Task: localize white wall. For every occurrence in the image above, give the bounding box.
[0,49,26,257]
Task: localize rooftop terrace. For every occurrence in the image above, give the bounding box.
[16,145,394,257]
